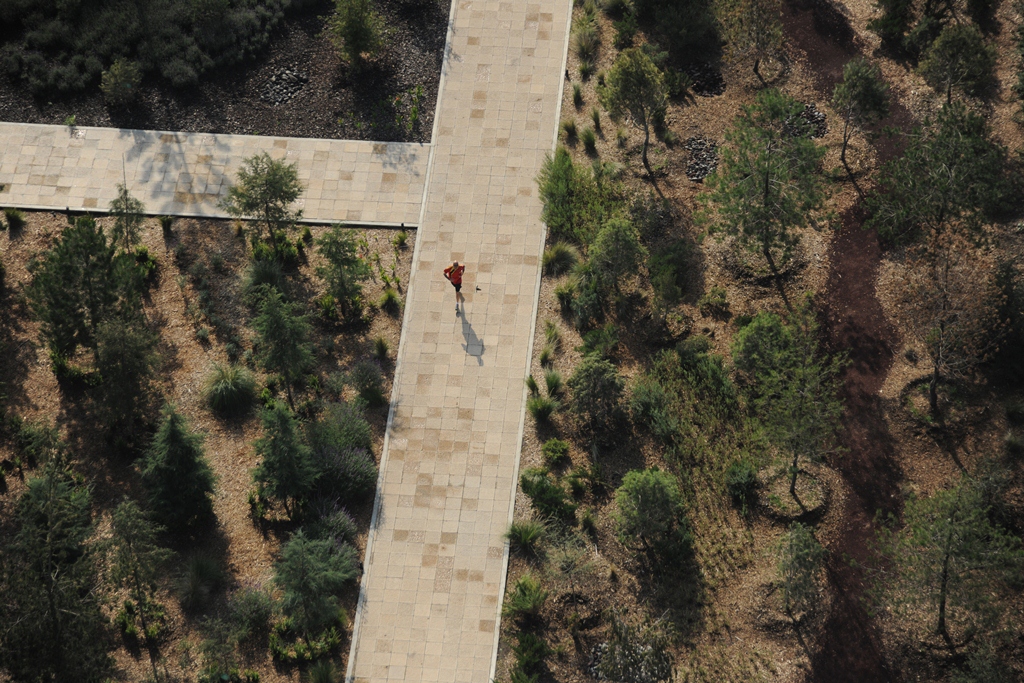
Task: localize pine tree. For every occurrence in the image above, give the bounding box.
[704,89,827,279]
[141,404,216,534]
[220,152,303,243]
[274,530,359,634]
[587,217,647,295]
[831,58,890,189]
[27,216,130,358]
[315,224,372,319]
[94,313,159,437]
[600,48,668,175]
[106,499,173,677]
[613,468,687,560]
[919,24,996,104]
[108,183,146,253]
[0,461,112,682]
[252,402,316,518]
[875,481,1024,649]
[567,355,624,435]
[253,288,314,408]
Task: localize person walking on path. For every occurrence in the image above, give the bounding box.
[444,260,466,314]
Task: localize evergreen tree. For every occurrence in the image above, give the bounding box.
[567,355,624,435]
[330,0,384,64]
[600,48,668,174]
[252,402,316,518]
[141,404,216,534]
[875,481,1024,648]
[613,468,687,560]
[108,183,146,253]
[220,152,303,243]
[777,522,825,618]
[831,58,890,188]
[587,217,647,295]
[732,301,844,502]
[315,224,372,319]
[0,461,112,682]
[106,499,173,677]
[27,216,130,359]
[866,102,1008,244]
[919,24,996,104]
[94,313,159,437]
[253,288,314,408]
[881,223,1004,414]
[274,530,359,634]
[704,89,826,278]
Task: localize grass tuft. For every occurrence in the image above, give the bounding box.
[204,363,256,415]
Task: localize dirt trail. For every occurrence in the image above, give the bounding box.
[779,1,916,680]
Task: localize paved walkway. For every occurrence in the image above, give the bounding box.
[345,1,570,682]
[0,122,428,225]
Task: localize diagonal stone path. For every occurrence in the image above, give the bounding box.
[345,1,571,681]
[0,122,428,225]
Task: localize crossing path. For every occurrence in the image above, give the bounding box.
[0,122,428,225]
[345,1,571,681]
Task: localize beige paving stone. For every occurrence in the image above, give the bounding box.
[345,0,569,680]
[0,123,428,226]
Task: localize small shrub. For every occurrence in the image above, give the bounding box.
[616,127,628,147]
[698,285,729,316]
[1005,430,1024,459]
[613,11,638,48]
[525,374,540,397]
[318,294,338,320]
[196,326,211,342]
[725,459,758,511]
[555,281,576,313]
[309,503,359,546]
[309,660,338,683]
[379,287,401,316]
[562,119,578,142]
[539,346,554,368]
[502,573,548,619]
[541,438,570,468]
[580,323,618,358]
[1006,399,1024,425]
[228,586,275,641]
[180,554,224,612]
[349,360,387,407]
[243,259,285,305]
[590,107,601,130]
[573,83,584,108]
[392,230,408,248]
[100,58,142,107]
[581,126,597,155]
[3,208,26,231]
[581,507,598,538]
[506,519,546,555]
[330,0,385,63]
[573,24,599,60]
[300,226,313,243]
[158,215,174,234]
[311,446,378,506]
[579,59,596,80]
[527,395,559,424]
[372,336,389,361]
[204,363,256,415]
[542,242,580,276]
[544,320,561,347]
[520,467,576,522]
[544,369,564,398]
[511,630,552,675]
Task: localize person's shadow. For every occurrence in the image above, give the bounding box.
[459,307,485,365]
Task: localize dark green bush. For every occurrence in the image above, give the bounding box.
[180,553,224,612]
[579,323,618,358]
[581,126,598,155]
[511,630,552,676]
[541,438,571,468]
[544,369,564,398]
[634,0,719,63]
[502,573,548,619]
[527,395,559,424]
[379,287,402,316]
[537,147,620,245]
[227,585,275,641]
[349,360,387,407]
[725,459,758,511]
[520,468,576,523]
[311,446,377,506]
[309,503,359,546]
[3,207,26,231]
[1,0,293,95]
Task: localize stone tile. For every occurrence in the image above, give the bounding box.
[346,0,568,680]
[0,123,428,226]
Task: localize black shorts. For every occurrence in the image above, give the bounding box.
[453,283,462,293]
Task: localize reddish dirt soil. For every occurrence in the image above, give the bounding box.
[780,1,921,680]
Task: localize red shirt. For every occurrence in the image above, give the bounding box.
[444,264,465,285]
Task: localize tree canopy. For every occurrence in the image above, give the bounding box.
[704,89,826,277]
[252,288,314,407]
[221,152,303,243]
[600,47,668,174]
[315,224,372,319]
[252,402,316,518]
[274,530,359,634]
[918,24,996,104]
[831,58,890,182]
